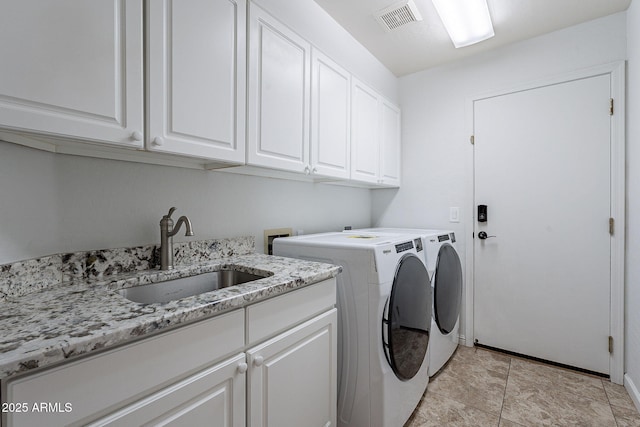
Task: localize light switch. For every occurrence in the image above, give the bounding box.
[449,207,460,223]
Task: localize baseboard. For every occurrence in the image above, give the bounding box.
[625,373,640,413]
[458,335,470,347]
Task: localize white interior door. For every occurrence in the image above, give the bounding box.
[473,74,612,375]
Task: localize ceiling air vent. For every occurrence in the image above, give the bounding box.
[375,0,423,32]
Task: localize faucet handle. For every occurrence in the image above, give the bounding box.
[165,207,177,219]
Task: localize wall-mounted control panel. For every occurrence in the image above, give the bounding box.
[478,205,487,222]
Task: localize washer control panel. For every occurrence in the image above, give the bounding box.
[395,241,414,253]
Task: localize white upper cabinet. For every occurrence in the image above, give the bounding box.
[310,49,351,179]
[0,0,400,185]
[380,99,401,187]
[351,77,401,187]
[247,3,311,173]
[351,78,381,184]
[0,0,144,148]
[147,0,246,163]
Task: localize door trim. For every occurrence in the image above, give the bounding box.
[464,61,626,384]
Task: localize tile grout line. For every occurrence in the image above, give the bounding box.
[413,347,639,426]
[497,355,512,426]
[602,378,622,427]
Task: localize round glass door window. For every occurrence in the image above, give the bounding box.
[433,244,463,335]
[383,253,431,380]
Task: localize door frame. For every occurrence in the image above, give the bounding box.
[464,61,626,384]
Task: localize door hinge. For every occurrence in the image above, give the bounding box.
[609,336,614,353]
[609,217,614,235]
[610,98,614,115]
[470,135,475,145]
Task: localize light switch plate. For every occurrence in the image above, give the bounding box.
[449,207,460,223]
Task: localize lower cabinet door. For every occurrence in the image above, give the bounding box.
[247,309,337,427]
[87,353,247,427]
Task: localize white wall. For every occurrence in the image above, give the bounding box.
[625,0,640,409]
[372,12,627,346]
[0,141,372,264]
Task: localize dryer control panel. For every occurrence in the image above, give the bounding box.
[395,241,415,253]
[437,233,456,243]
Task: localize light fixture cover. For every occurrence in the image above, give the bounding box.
[431,0,494,48]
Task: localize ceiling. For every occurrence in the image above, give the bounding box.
[312,0,632,76]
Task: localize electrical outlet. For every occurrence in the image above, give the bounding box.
[264,227,293,255]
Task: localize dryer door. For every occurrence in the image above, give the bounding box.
[383,253,431,380]
[433,244,463,335]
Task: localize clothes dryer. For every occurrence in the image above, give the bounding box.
[273,232,431,427]
[353,228,463,376]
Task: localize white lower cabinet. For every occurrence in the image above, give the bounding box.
[247,309,337,427]
[88,353,247,427]
[4,309,245,427]
[2,279,336,427]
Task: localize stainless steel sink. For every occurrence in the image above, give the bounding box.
[117,269,268,304]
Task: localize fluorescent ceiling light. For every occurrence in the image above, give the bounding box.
[431,0,495,48]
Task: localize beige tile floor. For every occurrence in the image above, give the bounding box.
[405,346,640,427]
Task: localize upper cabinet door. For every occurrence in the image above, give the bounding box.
[0,0,144,147]
[350,78,380,184]
[247,4,311,173]
[380,99,401,187]
[147,0,246,163]
[0,0,143,147]
[310,49,351,179]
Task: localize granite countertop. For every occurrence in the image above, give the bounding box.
[0,238,341,380]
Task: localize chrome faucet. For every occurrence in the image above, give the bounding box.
[160,207,194,270]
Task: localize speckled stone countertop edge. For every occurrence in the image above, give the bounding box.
[0,253,341,380]
[0,236,257,301]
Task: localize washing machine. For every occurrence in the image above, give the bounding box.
[273,231,431,427]
[353,228,463,376]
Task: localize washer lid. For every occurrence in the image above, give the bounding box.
[383,253,431,381]
[276,231,419,248]
[433,243,463,335]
